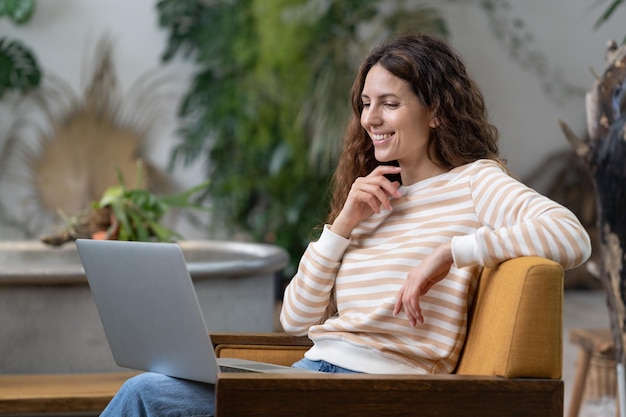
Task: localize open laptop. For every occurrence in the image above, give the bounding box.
[76,238,312,384]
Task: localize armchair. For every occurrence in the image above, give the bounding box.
[211,256,564,417]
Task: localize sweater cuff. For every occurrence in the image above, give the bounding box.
[313,225,351,262]
[451,234,480,268]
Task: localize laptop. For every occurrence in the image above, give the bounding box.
[76,238,312,384]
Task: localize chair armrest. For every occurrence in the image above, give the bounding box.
[456,257,564,378]
[215,373,563,417]
[210,332,312,348]
[211,333,312,367]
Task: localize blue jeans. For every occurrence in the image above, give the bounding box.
[290,358,361,373]
[100,359,360,416]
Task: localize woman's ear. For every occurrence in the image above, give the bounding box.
[428,109,439,128]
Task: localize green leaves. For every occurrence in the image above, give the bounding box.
[94,179,210,243]
[593,0,624,28]
[156,0,448,274]
[0,38,41,98]
[0,0,40,98]
[0,0,36,24]
[591,0,625,43]
[156,0,210,61]
[160,180,211,211]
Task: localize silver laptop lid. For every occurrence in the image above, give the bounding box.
[76,239,220,384]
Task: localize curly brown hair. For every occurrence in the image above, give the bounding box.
[326,33,502,224]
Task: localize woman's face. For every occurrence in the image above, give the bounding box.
[360,64,436,181]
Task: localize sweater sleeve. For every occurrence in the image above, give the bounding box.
[280,225,350,336]
[451,160,592,270]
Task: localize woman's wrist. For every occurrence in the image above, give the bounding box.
[330,216,355,239]
[438,241,454,266]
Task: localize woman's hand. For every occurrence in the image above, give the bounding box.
[393,241,454,327]
[330,166,402,238]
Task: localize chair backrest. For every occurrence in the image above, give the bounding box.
[455,256,564,378]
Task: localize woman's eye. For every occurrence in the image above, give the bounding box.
[385,102,399,108]
[362,102,371,108]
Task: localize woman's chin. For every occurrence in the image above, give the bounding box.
[374,152,395,163]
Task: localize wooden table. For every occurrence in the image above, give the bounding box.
[0,372,137,415]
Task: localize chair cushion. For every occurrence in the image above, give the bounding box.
[455,257,563,378]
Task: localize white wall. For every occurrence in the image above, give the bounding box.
[1,0,624,239]
[444,0,626,181]
[0,0,195,158]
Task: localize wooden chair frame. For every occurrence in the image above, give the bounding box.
[211,333,563,417]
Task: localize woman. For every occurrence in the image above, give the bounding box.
[101,33,591,415]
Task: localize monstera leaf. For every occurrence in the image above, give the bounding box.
[0,0,40,98]
[0,38,41,98]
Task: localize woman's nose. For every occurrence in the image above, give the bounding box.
[362,106,382,126]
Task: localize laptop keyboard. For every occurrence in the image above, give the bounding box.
[219,365,257,373]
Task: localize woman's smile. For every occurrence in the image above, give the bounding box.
[372,132,394,145]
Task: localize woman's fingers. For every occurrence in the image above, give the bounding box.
[353,179,395,212]
[394,285,424,327]
[405,294,424,326]
[393,288,404,316]
[370,166,402,198]
[394,242,454,327]
[352,166,401,211]
[332,166,402,237]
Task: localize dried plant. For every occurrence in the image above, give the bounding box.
[0,36,178,237]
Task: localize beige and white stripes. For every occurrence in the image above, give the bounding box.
[280,159,591,374]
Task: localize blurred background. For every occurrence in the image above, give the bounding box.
[1,0,625,279]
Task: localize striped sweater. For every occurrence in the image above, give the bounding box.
[280,159,591,374]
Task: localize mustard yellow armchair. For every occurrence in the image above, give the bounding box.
[212,256,564,417]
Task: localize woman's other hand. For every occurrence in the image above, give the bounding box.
[330,166,402,238]
[393,241,454,327]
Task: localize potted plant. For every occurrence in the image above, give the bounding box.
[156,0,448,275]
[40,165,210,246]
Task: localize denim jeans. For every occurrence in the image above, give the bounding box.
[291,358,361,373]
[100,359,360,416]
[100,372,216,417]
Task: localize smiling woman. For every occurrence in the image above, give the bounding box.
[327,34,502,227]
[98,33,591,417]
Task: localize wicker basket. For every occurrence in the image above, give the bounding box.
[585,354,617,400]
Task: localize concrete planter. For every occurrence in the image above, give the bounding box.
[0,240,288,373]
